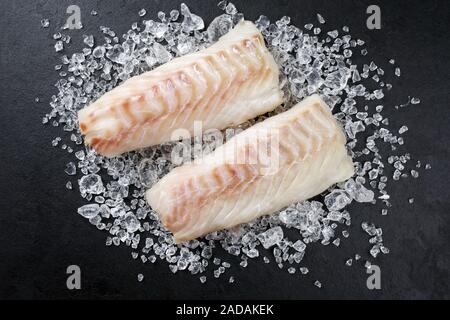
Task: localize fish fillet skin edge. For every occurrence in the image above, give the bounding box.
[146,94,355,243]
[78,21,283,157]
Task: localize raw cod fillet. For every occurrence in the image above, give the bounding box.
[146,95,355,242]
[78,21,283,157]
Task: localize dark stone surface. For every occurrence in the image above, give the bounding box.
[0,0,449,299]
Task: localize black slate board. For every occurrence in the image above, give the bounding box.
[0,0,449,299]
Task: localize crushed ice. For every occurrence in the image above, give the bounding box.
[42,1,430,284]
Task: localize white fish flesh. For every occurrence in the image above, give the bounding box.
[78,21,282,157]
[146,94,355,242]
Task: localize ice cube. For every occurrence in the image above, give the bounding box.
[41,19,50,28]
[79,174,104,195]
[257,226,284,249]
[124,212,140,233]
[344,179,374,203]
[78,204,100,218]
[55,41,63,52]
[83,35,94,48]
[180,3,204,31]
[65,162,76,175]
[411,97,421,104]
[316,13,325,24]
[207,14,233,42]
[225,3,237,15]
[292,240,306,252]
[153,43,172,63]
[324,189,352,211]
[138,9,147,17]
